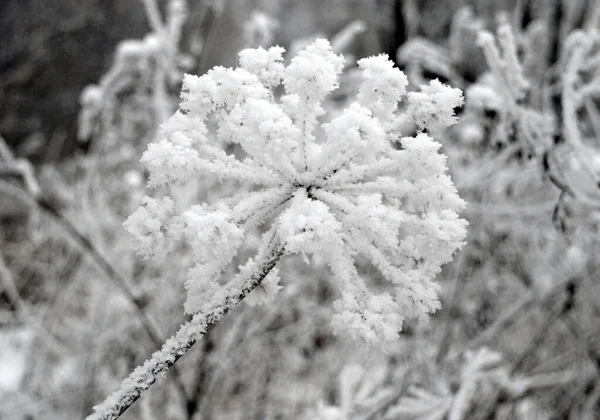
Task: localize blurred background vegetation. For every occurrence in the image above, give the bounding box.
[2,0,600,419]
[0,0,529,163]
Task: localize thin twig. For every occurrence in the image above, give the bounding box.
[435,247,467,364]
[0,246,25,314]
[185,329,215,419]
[35,198,166,345]
[195,0,220,69]
[581,380,600,420]
[140,0,165,34]
[86,239,284,420]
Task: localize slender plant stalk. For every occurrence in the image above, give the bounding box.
[435,247,467,364]
[36,199,165,341]
[185,330,215,419]
[86,241,284,420]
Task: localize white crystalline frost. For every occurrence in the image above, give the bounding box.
[124,39,468,346]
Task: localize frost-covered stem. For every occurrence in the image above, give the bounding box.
[0,135,14,161]
[477,23,528,107]
[585,0,600,32]
[140,0,165,34]
[320,157,398,187]
[300,115,309,171]
[435,248,467,364]
[253,341,274,420]
[0,175,189,403]
[582,381,600,420]
[86,241,284,420]
[477,33,515,107]
[36,199,165,345]
[562,38,587,151]
[194,1,218,67]
[184,331,215,419]
[196,312,249,418]
[80,280,112,418]
[0,135,41,198]
[39,196,193,403]
[153,63,172,124]
[0,178,165,349]
[449,378,477,420]
[166,0,187,52]
[0,245,25,315]
[331,20,366,55]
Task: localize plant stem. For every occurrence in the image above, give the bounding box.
[86,240,284,420]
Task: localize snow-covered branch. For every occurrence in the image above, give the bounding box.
[87,232,284,420]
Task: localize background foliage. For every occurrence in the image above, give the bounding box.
[1,0,600,419]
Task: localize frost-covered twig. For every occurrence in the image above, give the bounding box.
[0,246,25,315]
[35,199,166,345]
[435,247,467,363]
[0,135,41,200]
[448,348,503,420]
[86,235,284,420]
[140,0,164,35]
[476,19,529,107]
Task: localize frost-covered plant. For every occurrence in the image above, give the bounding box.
[134,40,467,342]
[467,18,554,160]
[243,10,279,48]
[456,16,600,237]
[88,39,466,419]
[78,0,193,144]
[311,363,394,419]
[396,6,487,90]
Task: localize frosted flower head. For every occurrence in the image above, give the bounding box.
[283,39,346,102]
[125,39,467,346]
[357,54,409,122]
[405,79,464,131]
[124,197,178,260]
[238,46,285,88]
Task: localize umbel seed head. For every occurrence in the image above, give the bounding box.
[125,39,467,346]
